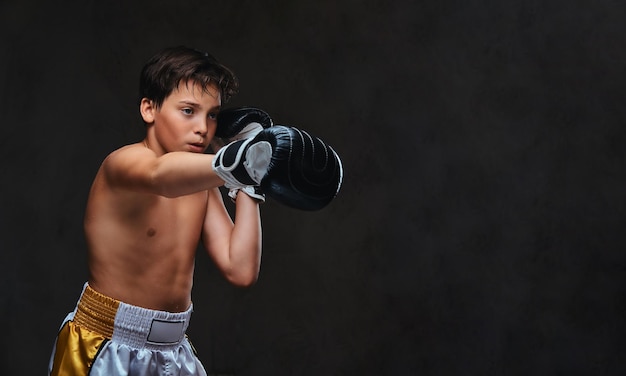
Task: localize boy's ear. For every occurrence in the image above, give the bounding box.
[140,98,156,124]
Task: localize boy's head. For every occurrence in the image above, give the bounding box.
[139,46,239,108]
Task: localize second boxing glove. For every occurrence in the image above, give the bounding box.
[215,107,273,141]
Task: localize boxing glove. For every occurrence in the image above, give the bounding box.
[212,125,343,210]
[259,126,343,211]
[212,135,272,189]
[215,107,273,141]
[213,107,274,202]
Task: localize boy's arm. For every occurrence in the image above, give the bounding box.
[201,188,262,287]
[102,145,225,197]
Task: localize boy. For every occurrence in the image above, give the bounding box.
[48,46,264,376]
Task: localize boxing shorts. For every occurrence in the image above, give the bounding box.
[48,283,207,375]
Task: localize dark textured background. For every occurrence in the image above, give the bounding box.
[1,1,625,375]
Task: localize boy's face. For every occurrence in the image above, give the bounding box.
[142,80,221,154]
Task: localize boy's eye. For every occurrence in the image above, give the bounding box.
[208,112,218,120]
[182,108,193,115]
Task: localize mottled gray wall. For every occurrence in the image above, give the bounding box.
[1,1,625,375]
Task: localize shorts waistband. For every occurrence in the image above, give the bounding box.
[74,283,193,350]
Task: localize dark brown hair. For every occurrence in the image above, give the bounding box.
[139,46,239,107]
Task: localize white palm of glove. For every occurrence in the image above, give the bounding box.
[212,137,273,190]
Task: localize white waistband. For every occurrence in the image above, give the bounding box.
[112,300,193,350]
[77,283,193,351]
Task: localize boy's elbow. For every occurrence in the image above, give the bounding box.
[235,279,258,288]
[228,271,259,288]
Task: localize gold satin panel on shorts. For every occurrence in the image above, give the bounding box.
[49,285,120,376]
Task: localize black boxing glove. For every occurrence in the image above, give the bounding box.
[212,125,343,210]
[214,107,274,202]
[215,107,273,141]
[212,135,271,190]
[258,126,343,211]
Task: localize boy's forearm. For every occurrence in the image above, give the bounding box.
[228,193,262,286]
[151,152,225,197]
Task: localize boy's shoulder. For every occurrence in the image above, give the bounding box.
[99,142,153,176]
[106,142,150,161]
[111,142,146,154]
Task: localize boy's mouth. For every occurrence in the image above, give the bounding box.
[189,143,206,152]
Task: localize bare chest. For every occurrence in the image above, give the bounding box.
[86,189,208,252]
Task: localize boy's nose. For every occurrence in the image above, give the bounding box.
[195,119,208,135]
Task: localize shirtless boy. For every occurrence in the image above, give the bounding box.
[48,46,342,376]
[48,46,263,376]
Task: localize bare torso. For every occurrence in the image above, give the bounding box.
[85,144,208,312]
